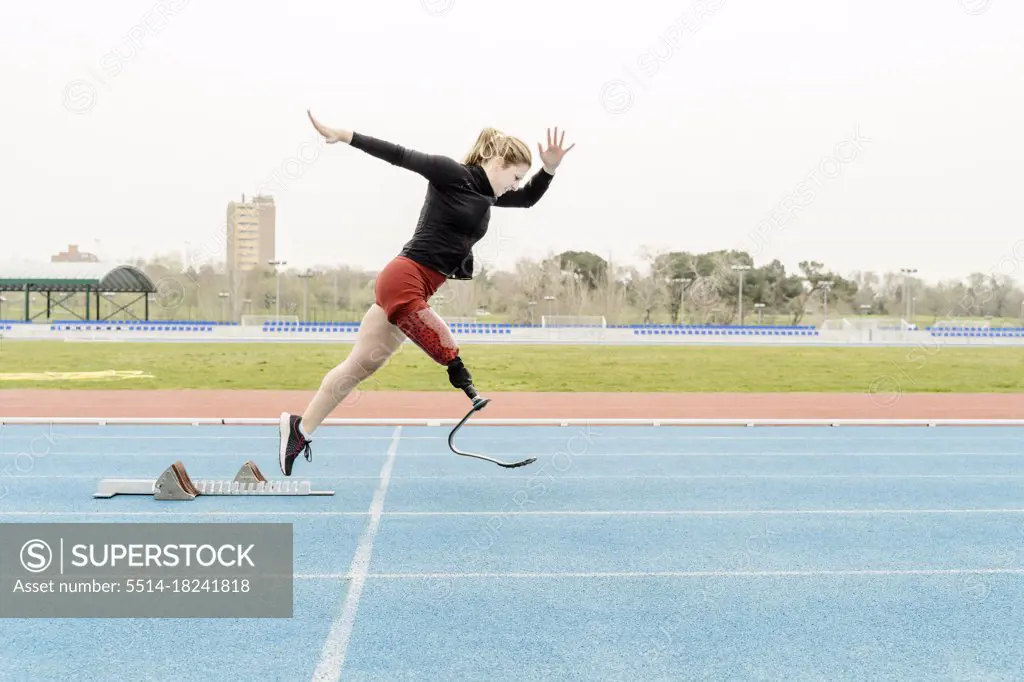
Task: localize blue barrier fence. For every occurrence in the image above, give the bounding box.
[0,319,1016,338]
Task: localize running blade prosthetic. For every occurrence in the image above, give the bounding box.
[448,396,537,468]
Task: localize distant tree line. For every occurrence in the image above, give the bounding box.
[109,248,1024,326]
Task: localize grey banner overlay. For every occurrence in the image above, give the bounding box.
[0,523,293,618]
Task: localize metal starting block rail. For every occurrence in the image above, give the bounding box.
[94,460,335,500]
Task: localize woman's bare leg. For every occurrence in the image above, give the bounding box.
[303,303,406,433]
[278,303,405,475]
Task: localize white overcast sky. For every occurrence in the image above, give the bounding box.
[3,0,1023,285]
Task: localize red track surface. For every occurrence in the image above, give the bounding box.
[1,390,1021,419]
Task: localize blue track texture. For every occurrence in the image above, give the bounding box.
[1,423,1023,681]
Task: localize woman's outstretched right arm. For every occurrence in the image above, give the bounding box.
[307,110,465,187]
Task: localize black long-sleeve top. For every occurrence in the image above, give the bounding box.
[350,131,554,280]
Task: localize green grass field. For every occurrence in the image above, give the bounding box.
[1,341,1022,392]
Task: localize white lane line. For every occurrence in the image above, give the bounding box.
[311,425,401,682]
[5,508,1024,519]
[294,568,1024,579]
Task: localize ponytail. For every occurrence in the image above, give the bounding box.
[463,127,532,167]
[463,127,504,165]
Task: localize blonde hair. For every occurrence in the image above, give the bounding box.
[463,127,532,168]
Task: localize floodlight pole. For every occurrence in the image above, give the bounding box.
[298,269,316,321]
[731,265,751,324]
[269,260,287,318]
[900,267,918,321]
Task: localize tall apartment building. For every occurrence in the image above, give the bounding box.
[226,194,276,277]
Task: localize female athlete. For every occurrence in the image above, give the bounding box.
[279,110,574,475]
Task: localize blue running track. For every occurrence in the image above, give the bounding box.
[1,423,1024,681]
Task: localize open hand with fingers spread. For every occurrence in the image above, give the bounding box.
[307,109,352,144]
[538,127,575,174]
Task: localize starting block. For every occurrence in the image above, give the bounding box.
[94,460,334,500]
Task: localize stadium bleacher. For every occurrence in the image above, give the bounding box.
[260,320,514,335]
[628,324,819,337]
[47,320,230,332]
[927,325,1024,338]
